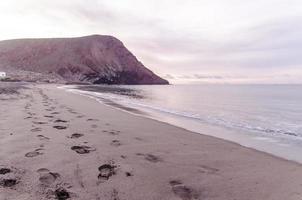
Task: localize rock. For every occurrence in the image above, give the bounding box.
[0,35,168,85]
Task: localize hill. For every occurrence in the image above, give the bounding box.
[0,35,168,84]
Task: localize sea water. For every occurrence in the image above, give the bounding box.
[64,84,302,163]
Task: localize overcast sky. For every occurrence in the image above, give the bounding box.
[0,0,301,83]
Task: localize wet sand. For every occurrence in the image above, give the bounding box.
[1,83,302,200]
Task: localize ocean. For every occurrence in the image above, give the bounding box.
[63,84,302,163]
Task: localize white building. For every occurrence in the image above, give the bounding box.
[0,72,6,79]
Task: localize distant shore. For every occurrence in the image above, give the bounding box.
[1,83,302,200]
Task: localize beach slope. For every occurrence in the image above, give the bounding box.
[0,83,302,200]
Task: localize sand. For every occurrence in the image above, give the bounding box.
[1,83,302,200]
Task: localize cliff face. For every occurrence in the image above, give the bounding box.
[0,35,168,84]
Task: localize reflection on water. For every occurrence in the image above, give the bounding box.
[78,85,145,99]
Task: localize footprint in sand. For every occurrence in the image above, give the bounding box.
[37,135,50,141]
[169,180,200,200]
[0,167,18,188]
[53,125,67,130]
[31,127,42,132]
[87,118,99,122]
[51,112,60,115]
[37,169,70,199]
[68,133,84,139]
[54,119,68,123]
[27,112,36,116]
[37,168,60,186]
[25,148,44,158]
[136,153,162,163]
[0,179,17,187]
[103,130,120,135]
[111,140,122,147]
[55,187,70,200]
[0,168,11,175]
[98,164,116,182]
[71,145,96,154]
[33,121,48,125]
[125,172,133,177]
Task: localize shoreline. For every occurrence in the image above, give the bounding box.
[1,83,302,199]
[64,85,302,165]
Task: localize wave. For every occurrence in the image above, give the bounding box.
[62,85,301,140]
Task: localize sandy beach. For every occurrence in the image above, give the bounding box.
[1,83,302,200]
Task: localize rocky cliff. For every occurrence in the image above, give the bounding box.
[0,35,168,84]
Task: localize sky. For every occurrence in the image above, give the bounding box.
[0,0,302,84]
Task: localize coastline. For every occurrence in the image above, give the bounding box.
[64,84,302,164]
[1,83,302,200]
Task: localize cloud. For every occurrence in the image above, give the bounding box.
[0,0,302,83]
[128,15,302,78]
